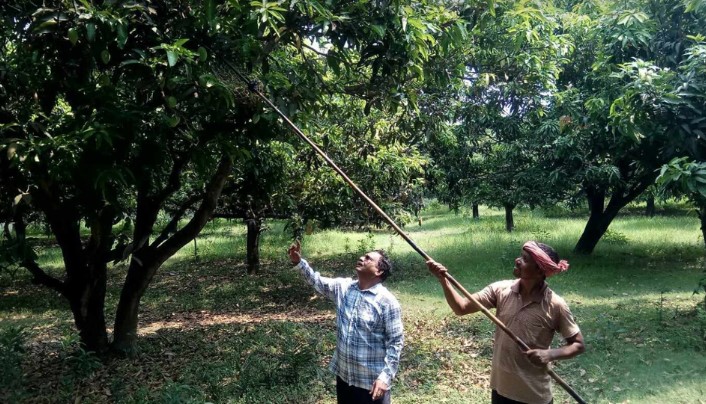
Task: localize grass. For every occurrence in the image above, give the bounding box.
[1,205,706,403]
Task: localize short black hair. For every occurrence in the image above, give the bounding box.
[374,249,392,281]
[537,242,560,264]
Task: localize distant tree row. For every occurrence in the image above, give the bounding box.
[426,0,706,253]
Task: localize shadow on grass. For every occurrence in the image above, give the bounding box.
[6,312,335,403]
[4,302,459,404]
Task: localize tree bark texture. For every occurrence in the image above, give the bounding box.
[66,264,109,353]
[246,216,262,274]
[574,188,627,254]
[699,205,706,250]
[645,196,655,217]
[504,204,515,232]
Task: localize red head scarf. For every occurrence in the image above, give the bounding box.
[522,241,569,278]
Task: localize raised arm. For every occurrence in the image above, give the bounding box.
[426,260,484,316]
[288,241,349,301]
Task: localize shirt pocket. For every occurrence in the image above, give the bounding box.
[357,305,380,333]
[524,314,554,349]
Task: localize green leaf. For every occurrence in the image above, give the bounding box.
[101,50,111,64]
[117,23,128,48]
[166,50,178,67]
[166,96,177,108]
[697,183,706,197]
[165,115,181,127]
[86,22,96,42]
[120,59,141,67]
[370,25,385,38]
[68,28,79,45]
[33,20,58,35]
[327,55,340,75]
[687,180,696,192]
[206,0,217,30]
[198,47,208,62]
[685,0,702,13]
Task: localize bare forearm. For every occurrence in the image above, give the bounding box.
[526,332,585,365]
[548,340,585,361]
[439,277,479,315]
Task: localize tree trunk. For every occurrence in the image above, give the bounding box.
[246,217,263,274]
[504,204,515,232]
[66,263,109,353]
[574,166,657,254]
[472,204,479,220]
[645,196,655,217]
[38,202,114,354]
[574,189,623,254]
[112,256,158,355]
[699,205,706,250]
[112,156,233,354]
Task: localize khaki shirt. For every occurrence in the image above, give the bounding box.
[472,280,580,404]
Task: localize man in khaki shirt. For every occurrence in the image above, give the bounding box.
[426,241,585,404]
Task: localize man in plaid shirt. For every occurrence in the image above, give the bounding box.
[288,241,404,404]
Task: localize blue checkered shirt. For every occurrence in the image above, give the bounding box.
[296,259,404,390]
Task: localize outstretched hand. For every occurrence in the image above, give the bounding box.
[288,240,301,265]
[426,260,448,279]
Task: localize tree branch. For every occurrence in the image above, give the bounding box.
[151,193,202,249]
[22,260,66,296]
[301,43,329,58]
[153,155,233,262]
[297,44,335,95]
[157,154,189,202]
[132,152,190,251]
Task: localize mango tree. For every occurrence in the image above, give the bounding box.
[546,0,706,253]
[215,1,469,272]
[428,0,570,230]
[0,0,463,353]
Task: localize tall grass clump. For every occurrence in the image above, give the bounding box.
[0,326,27,402]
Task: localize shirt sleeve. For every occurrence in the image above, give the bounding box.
[377,298,404,387]
[295,259,350,302]
[471,282,500,309]
[555,296,581,339]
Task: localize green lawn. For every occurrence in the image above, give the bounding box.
[1,205,705,403]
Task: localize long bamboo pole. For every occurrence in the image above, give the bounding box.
[221,60,586,404]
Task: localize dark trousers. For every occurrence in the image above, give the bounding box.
[492,390,553,404]
[336,376,390,404]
